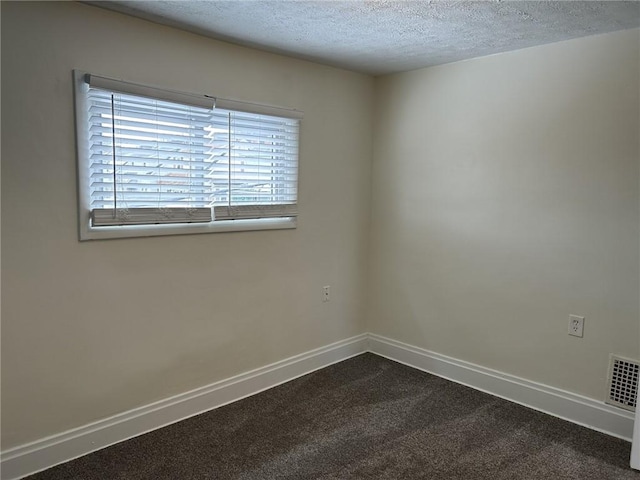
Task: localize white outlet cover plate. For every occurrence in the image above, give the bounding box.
[569,315,585,337]
[322,286,330,302]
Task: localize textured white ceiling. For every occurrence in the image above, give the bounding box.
[89,0,640,75]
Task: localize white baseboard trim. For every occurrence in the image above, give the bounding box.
[368,333,635,442]
[0,334,368,480]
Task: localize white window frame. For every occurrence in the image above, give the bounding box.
[73,70,302,241]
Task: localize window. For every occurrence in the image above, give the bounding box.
[73,71,302,240]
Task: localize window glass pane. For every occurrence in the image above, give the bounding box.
[207,110,298,208]
[87,88,299,219]
[88,89,215,210]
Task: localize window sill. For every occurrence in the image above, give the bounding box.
[79,217,297,241]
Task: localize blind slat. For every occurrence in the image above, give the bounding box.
[92,207,212,226]
[214,204,298,220]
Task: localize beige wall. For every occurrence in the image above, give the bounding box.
[3,1,640,454]
[369,29,640,400]
[0,2,373,449]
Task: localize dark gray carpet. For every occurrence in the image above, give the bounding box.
[27,353,640,479]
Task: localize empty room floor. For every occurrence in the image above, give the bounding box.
[26,354,639,479]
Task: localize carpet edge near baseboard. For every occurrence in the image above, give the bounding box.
[368,334,634,442]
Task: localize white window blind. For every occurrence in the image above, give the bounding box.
[82,74,300,229]
[209,109,299,221]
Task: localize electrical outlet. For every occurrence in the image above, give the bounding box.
[322,285,330,303]
[568,315,584,338]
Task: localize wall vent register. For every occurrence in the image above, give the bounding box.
[605,354,639,412]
